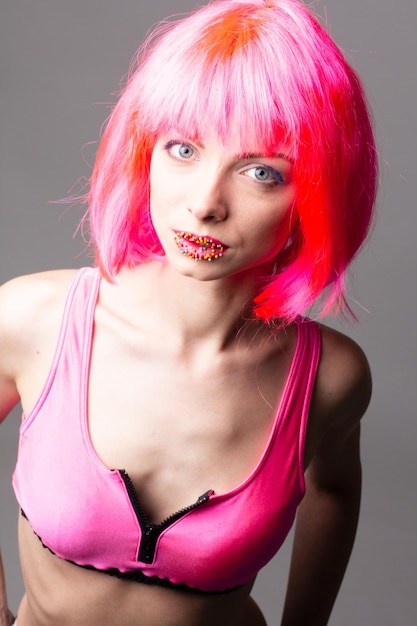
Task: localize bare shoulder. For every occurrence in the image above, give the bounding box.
[315,324,372,423]
[304,323,371,469]
[0,269,78,328]
[0,269,80,420]
[0,269,79,376]
[304,323,371,485]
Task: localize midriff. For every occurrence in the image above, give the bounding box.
[17,515,263,626]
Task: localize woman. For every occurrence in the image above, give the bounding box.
[0,1,377,624]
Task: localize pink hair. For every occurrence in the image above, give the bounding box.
[87,0,378,323]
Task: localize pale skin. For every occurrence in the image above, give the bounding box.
[0,136,371,625]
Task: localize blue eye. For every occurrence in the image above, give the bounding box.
[164,141,195,160]
[254,166,284,185]
[178,144,194,159]
[245,165,285,186]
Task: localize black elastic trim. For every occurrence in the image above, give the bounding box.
[75,561,241,595]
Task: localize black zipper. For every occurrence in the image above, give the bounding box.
[119,469,214,564]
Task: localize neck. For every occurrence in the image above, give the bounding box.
[122,261,271,357]
[162,262,262,345]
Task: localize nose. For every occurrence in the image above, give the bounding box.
[187,170,228,222]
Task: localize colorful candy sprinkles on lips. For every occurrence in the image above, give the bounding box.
[174,232,225,261]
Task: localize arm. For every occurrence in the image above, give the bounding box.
[281,332,372,626]
[0,282,21,626]
[0,271,75,625]
[0,550,15,626]
[0,278,26,424]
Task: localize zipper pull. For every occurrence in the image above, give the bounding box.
[197,490,215,504]
[142,523,157,563]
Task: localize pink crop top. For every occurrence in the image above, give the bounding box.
[13,268,321,594]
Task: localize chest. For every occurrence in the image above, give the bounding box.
[87,320,296,522]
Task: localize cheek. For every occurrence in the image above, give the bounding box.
[248,204,296,264]
[149,169,171,220]
[260,201,295,243]
[149,154,172,211]
[149,168,183,215]
[149,180,167,235]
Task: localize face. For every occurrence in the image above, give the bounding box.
[149,134,296,282]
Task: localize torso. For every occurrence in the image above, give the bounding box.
[17,516,258,626]
[8,265,336,625]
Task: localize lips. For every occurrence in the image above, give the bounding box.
[174,231,227,261]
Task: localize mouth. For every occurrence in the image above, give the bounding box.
[174,232,227,262]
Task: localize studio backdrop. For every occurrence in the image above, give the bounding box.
[1,1,416,624]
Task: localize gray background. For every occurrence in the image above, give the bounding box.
[1,1,416,624]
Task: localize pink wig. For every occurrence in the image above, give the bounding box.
[88,0,378,323]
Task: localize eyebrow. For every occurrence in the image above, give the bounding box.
[235,152,293,163]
